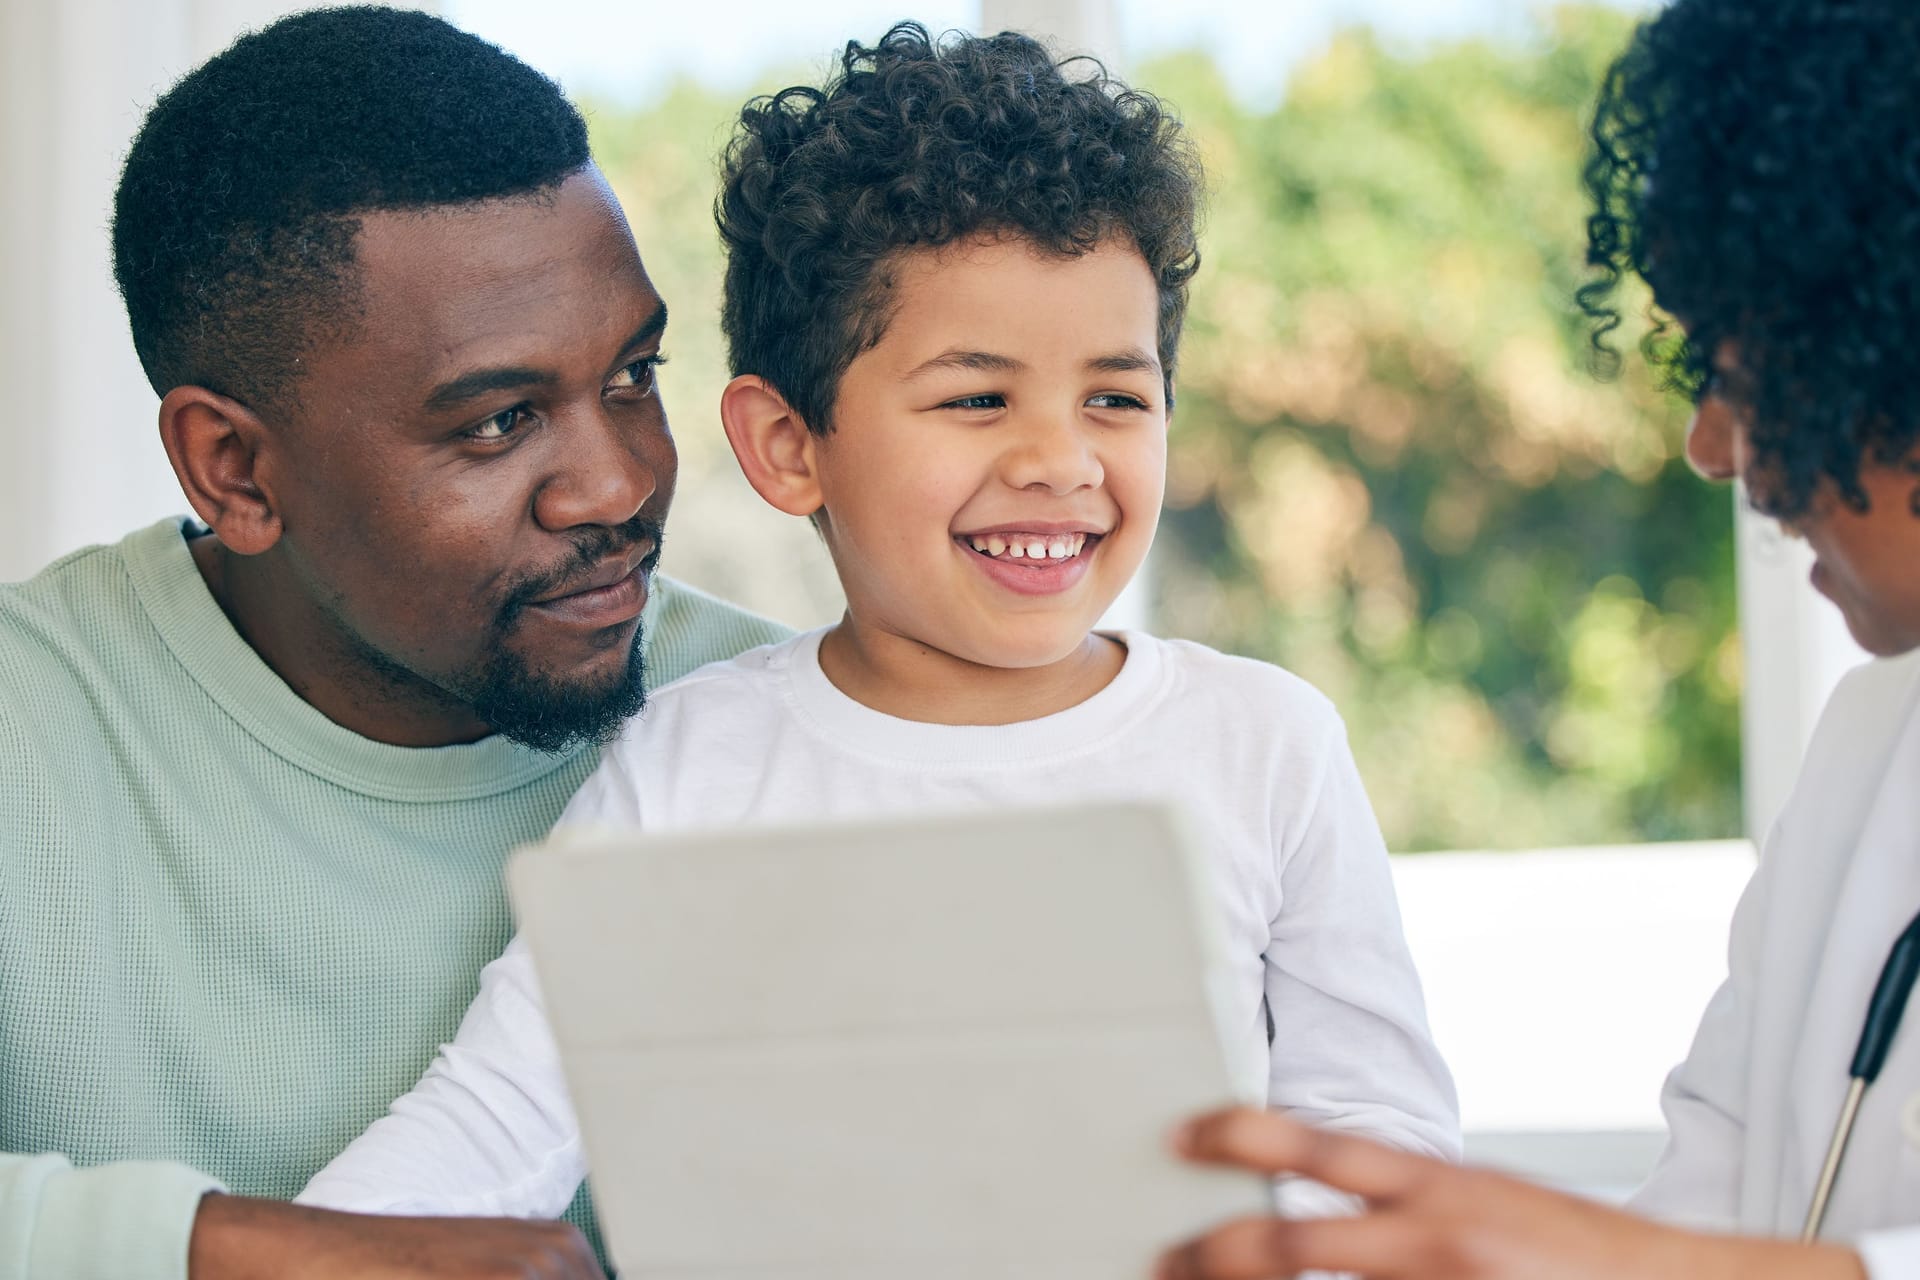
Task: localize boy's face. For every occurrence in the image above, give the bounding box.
[814,235,1168,669]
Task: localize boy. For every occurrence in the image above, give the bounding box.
[299,22,1457,1218]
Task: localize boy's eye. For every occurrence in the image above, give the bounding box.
[939,393,1005,411]
[608,353,668,397]
[466,405,529,442]
[1088,392,1151,411]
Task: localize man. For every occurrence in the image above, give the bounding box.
[1158,0,1920,1276]
[0,8,786,1277]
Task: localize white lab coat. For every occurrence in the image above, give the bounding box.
[1632,646,1920,1276]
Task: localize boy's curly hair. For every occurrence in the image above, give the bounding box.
[1578,0,1920,518]
[716,22,1202,434]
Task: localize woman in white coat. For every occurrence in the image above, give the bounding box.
[1157,1,1920,1277]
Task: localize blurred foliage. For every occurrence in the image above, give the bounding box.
[587,4,1742,852]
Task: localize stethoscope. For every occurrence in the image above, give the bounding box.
[1801,906,1920,1241]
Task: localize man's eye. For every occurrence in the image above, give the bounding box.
[941,393,1004,411]
[466,406,528,441]
[608,354,668,397]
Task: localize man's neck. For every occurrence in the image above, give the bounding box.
[816,618,1126,726]
[189,533,496,748]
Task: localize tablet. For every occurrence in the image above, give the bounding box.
[509,800,1269,1278]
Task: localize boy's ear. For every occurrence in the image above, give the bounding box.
[157,385,285,556]
[720,374,826,517]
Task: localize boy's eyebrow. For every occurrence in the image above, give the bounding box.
[1086,347,1162,376]
[901,349,1025,380]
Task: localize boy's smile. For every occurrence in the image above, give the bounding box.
[958,524,1104,596]
[732,233,1169,723]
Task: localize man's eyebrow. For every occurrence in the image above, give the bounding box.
[1086,347,1162,376]
[612,303,670,364]
[902,349,1024,380]
[422,303,670,411]
[424,363,556,411]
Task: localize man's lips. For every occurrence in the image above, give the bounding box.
[526,548,655,629]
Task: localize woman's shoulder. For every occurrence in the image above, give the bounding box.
[1803,647,1920,779]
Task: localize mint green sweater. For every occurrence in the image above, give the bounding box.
[0,520,792,1279]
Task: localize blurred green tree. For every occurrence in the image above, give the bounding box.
[587,4,1741,852]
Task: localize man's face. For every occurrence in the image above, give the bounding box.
[260,167,677,749]
[1687,369,1920,657]
[810,234,1167,670]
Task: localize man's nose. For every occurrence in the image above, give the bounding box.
[535,407,658,530]
[1684,392,1740,483]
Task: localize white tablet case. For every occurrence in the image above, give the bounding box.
[509,800,1269,1279]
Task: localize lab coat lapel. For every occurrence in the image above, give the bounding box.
[1782,657,1920,1236]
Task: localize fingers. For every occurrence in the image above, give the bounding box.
[1176,1108,1434,1202]
[1156,1214,1427,1280]
[1157,1216,1296,1280]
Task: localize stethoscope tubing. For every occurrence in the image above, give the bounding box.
[1801,906,1920,1243]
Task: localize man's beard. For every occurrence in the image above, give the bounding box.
[462,519,663,754]
[466,619,649,755]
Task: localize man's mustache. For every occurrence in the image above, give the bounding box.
[495,519,666,629]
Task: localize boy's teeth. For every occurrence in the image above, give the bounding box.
[966,533,1091,561]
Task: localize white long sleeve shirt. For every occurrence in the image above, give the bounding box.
[1632,647,1920,1277]
[300,629,1459,1217]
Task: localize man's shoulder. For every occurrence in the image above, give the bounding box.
[645,576,797,688]
[0,534,153,693]
[0,530,178,810]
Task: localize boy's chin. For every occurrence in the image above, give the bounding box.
[945,617,1118,672]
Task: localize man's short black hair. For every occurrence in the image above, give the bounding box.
[716,22,1202,434]
[1579,0,1920,518]
[111,5,591,413]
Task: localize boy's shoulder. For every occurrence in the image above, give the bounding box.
[1142,633,1339,721]
[1135,633,1347,757]
[596,631,808,776]
[645,576,797,688]
[629,626,814,730]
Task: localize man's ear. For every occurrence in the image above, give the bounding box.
[157,386,284,556]
[720,374,826,517]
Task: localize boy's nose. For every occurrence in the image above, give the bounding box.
[1684,392,1739,483]
[1005,415,1104,493]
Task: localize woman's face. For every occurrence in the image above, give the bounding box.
[1686,380,1920,657]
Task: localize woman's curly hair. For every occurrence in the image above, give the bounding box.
[716,22,1202,434]
[1579,0,1920,517]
